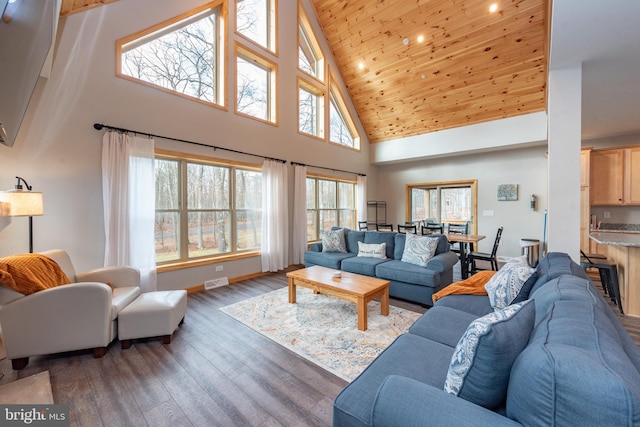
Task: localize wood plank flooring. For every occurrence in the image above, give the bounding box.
[0,268,637,427]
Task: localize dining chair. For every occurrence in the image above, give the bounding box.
[469,227,503,273]
[358,221,368,231]
[447,222,469,254]
[398,224,417,234]
[422,223,444,234]
[376,224,394,232]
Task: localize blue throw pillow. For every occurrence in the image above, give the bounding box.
[510,271,538,304]
[444,299,535,409]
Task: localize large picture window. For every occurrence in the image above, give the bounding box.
[155,151,262,264]
[117,2,227,108]
[306,176,356,241]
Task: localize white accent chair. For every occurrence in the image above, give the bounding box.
[0,249,141,369]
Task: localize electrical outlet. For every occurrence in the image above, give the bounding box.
[215,265,223,272]
[603,211,610,219]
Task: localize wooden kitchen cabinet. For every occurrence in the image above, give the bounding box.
[590,149,624,205]
[625,146,640,204]
[591,146,640,205]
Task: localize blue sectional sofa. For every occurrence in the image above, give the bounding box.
[333,252,640,426]
[304,228,459,306]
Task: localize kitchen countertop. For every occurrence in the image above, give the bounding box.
[589,231,640,247]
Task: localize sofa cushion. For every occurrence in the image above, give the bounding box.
[484,256,535,309]
[344,229,365,253]
[375,260,439,288]
[434,294,494,317]
[401,233,439,267]
[356,242,387,259]
[333,333,454,427]
[444,299,535,409]
[409,306,479,347]
[530,274,605,321]
[341,256,390,277]
[364,231,395,259]
[530,252,589,295]
[321,228,347,253]
[304,250,355,270]
[507,300,640,426]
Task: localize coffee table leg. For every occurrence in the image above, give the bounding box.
[380,288,389,316]
[288,277,296,304]
[357,296,367,331]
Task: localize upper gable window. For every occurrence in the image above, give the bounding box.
[298,6,324,81]
[117,2,226,108]
[235,44,277,124]
[298,78,324,138]
[235,0,277,53]
[329,82,360,150]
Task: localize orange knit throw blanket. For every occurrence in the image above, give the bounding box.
[0,254,71,295]
[432,270,496,303]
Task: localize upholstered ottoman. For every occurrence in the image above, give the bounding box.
[118,290,187,349]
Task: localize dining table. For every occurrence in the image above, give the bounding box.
[443,232,486,279]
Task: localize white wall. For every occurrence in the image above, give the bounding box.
[376,145,549,257]
[0,0,375,290]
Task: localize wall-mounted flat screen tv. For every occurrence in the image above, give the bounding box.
[0,0,55,147]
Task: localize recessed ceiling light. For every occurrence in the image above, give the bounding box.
[489,3,498,13]
[417,35,424,43]
[358,62,365,70]
[403,38,409,46]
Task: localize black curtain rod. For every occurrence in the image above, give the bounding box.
[93,123,287,163]
[291,161,365,177]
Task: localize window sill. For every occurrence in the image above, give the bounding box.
[157,251,260,273]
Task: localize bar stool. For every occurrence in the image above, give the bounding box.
[580,252,623,314]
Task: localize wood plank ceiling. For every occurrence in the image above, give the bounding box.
[310,0,548,143]
[59,0,117,17]
[60,0,548,144]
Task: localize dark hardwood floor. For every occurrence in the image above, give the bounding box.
[0,267,637,426]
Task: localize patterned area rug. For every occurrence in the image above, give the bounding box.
[220,287,422,381]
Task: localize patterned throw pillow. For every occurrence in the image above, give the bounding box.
[321,228,347,253]
[444,299,535,409]
[401,233,439,267]
[357,241,387,259]
[484,256,535,309]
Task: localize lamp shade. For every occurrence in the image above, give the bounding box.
[0,190,44,217]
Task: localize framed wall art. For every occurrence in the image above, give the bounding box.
[497,184,518,201]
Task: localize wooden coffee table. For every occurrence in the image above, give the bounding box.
[286,266,390,331]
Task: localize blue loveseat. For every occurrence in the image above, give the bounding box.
[333,252,640,426]
[304,228,459,306]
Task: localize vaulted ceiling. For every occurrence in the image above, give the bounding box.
[61,0,549,144]
[310,0,548,143]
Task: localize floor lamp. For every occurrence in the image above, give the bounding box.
[0,177,44,253]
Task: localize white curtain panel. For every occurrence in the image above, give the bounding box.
[292,164,308,264]
[261,159,289,272]
[102,131,157,292]
[357,175,368,223]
